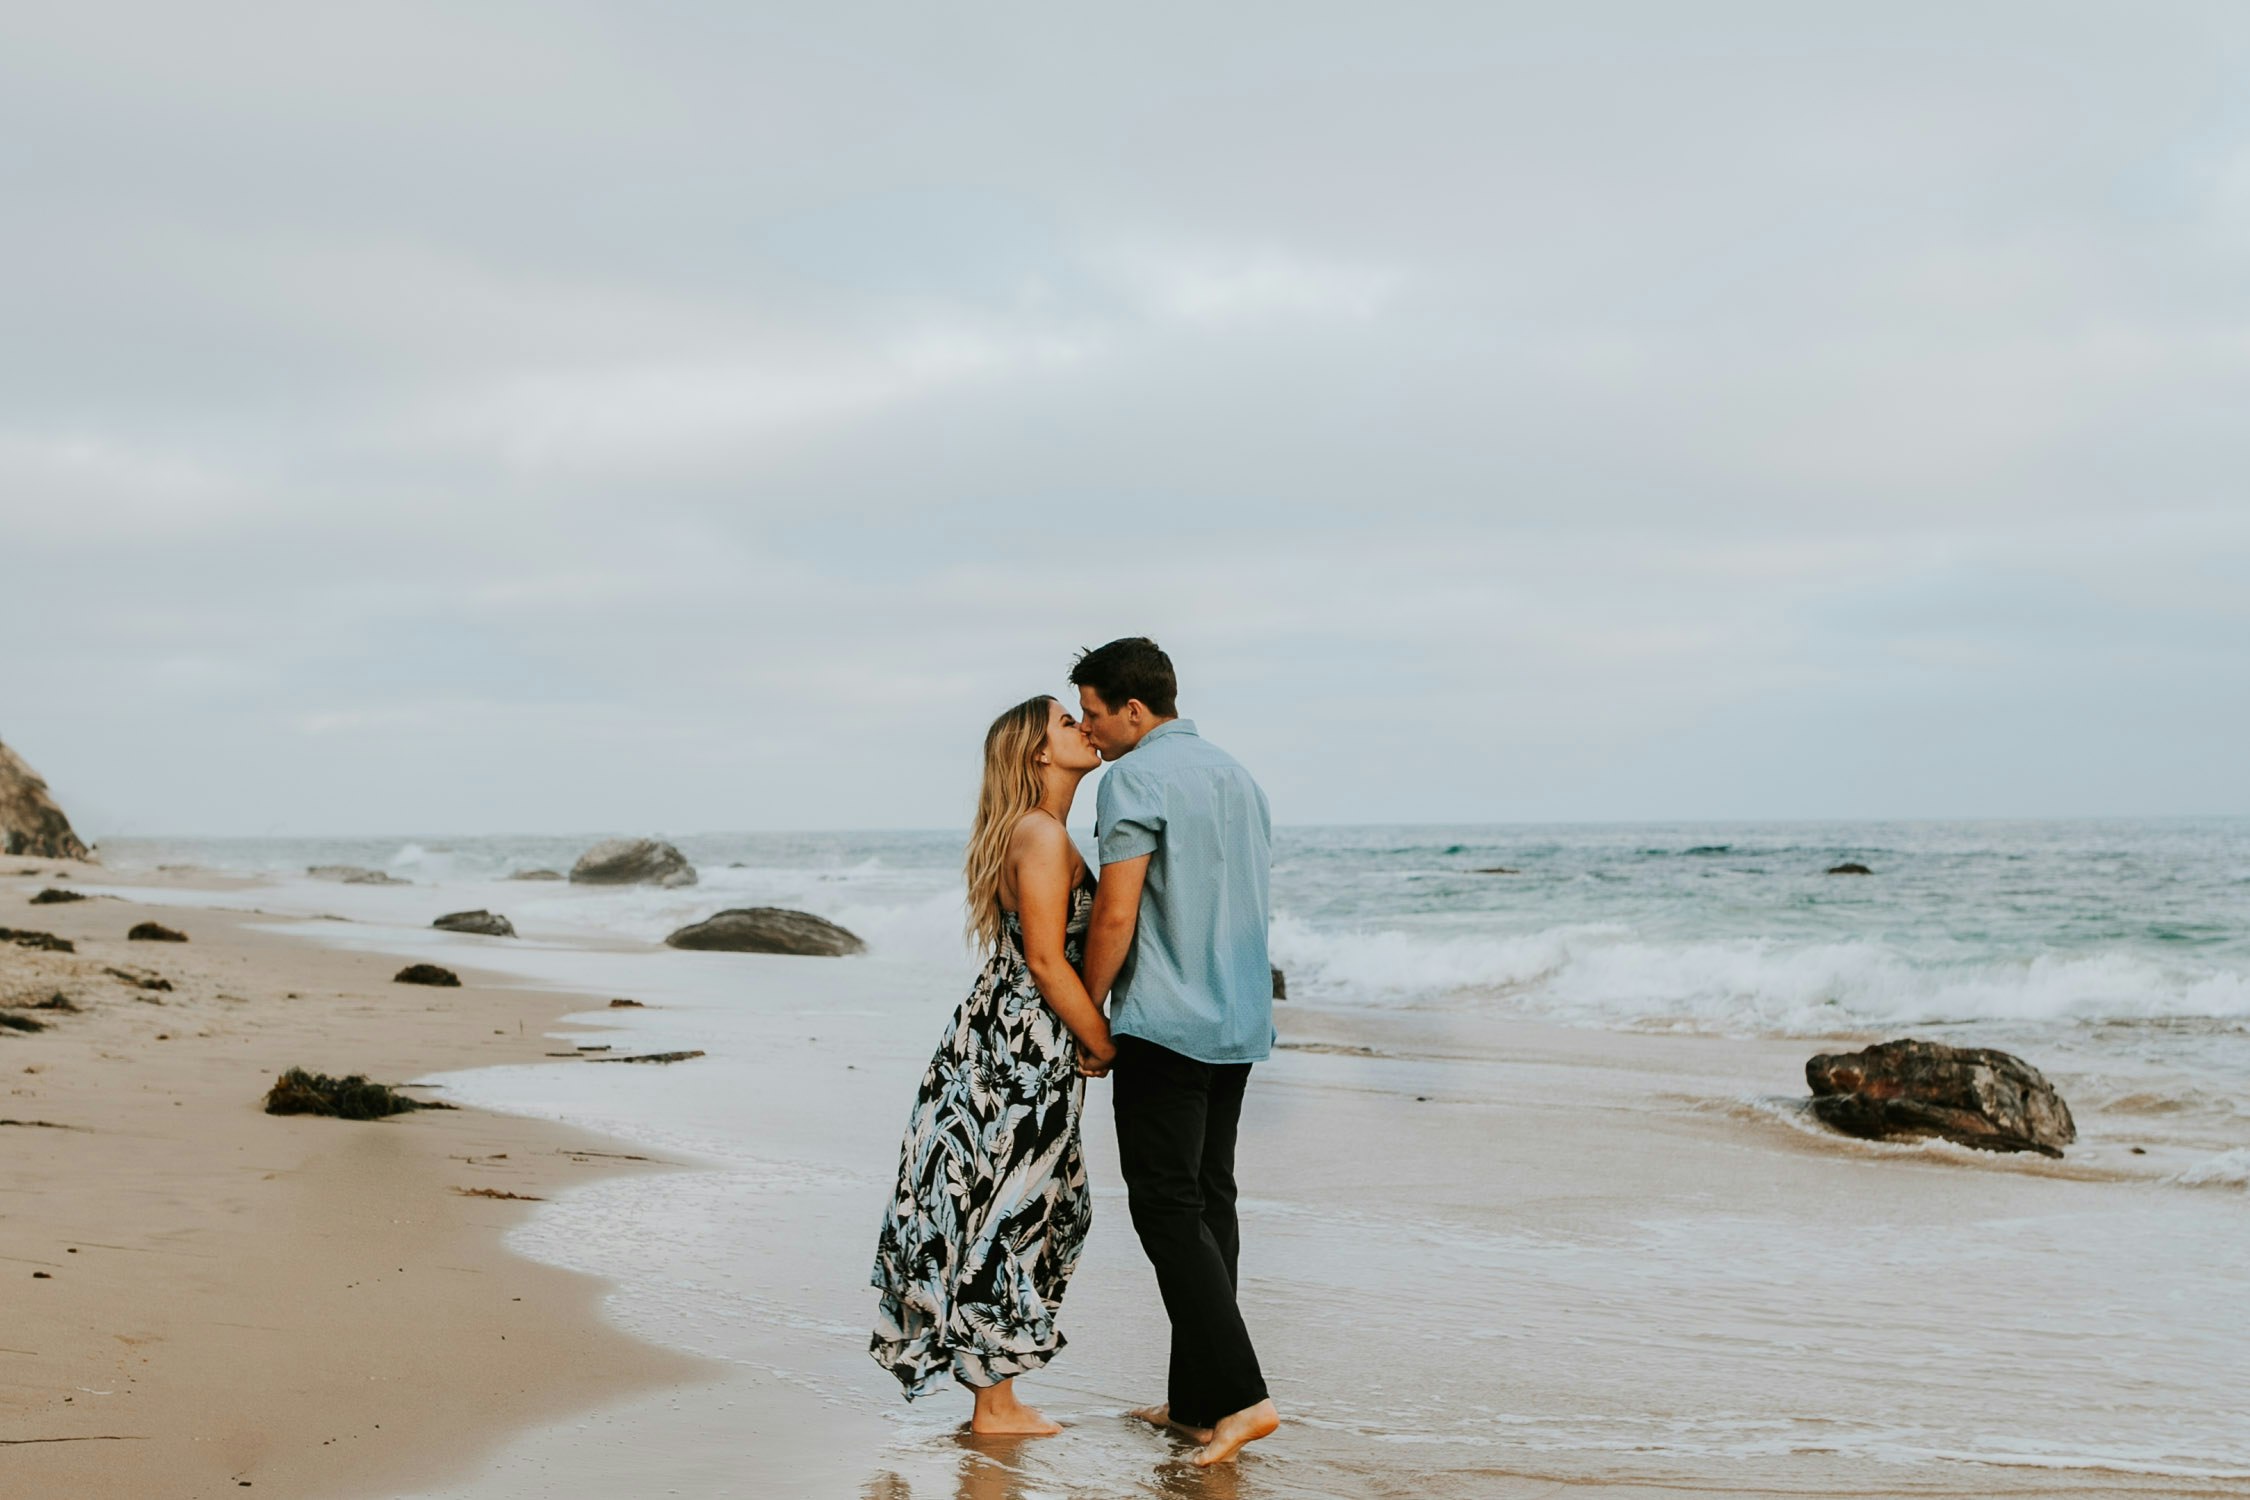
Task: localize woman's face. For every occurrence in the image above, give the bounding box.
[1043,697,1101,773]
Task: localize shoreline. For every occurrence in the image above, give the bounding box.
[0,862,708,1499]
[8,853,2245,1497]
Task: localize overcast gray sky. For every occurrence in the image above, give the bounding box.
[5,2,2246,836]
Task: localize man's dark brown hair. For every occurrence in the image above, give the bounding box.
[1070,637,1178,717]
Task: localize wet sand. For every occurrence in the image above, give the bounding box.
[0,863,704,1498]
[341,923,2246,1500]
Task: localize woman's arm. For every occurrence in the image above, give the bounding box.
[1009,816,1116,1070]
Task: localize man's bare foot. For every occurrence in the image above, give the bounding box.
[1129,1403,1213,1444]
[1192,1398,1280,1466]
[969,1378,1062,1436]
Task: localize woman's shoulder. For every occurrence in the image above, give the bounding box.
[1008,811,1092,887]
[1007,809,1071,852]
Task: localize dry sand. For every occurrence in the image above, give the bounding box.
[0,861,705,1499]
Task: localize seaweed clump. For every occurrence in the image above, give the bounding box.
[262,1067,455,1120]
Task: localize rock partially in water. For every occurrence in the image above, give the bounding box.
[393,963,461,987]
[1270,966,1287,1001]
[29,888,84,904]
[1473,866,1520,875]
[0,739,92,861]
[570,837,697,888]
[128,921,188,943]
[505,869,564,881]
[307,864,411,885]
[1827,861,1874,875]
[664,907,864,957]
[1806,1038,2076,1158]
[433,909,516,938]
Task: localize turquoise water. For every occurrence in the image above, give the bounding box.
[102,816,2250,1025]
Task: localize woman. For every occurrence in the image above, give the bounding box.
[869,694,1119,1435]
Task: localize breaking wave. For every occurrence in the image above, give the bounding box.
[1268,914,2250,1035]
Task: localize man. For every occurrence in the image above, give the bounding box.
[1072,636,1281,1468]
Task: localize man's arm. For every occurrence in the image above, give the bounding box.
[1080,853,1148,1010]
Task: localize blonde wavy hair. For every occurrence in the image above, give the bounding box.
[964,695,1056,953]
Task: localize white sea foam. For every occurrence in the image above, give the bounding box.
[1270,913,2250,1032]
[2173,1148,2250,1189]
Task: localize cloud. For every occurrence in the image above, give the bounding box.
[4,1,2248,831]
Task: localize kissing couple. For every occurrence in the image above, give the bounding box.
[869,636,1282,1467]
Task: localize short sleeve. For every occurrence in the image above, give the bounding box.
[1096,765,1163,864]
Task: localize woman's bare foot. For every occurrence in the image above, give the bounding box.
[1129,1402,1213,1444]
[1192,1398,1280,1466]
[969,1378,1062,1436]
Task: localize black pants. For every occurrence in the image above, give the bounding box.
[1112,1034,1269,1428]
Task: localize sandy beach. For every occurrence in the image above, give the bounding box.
[0,862,703,1498]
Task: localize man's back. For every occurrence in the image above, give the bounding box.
[1095,718,1273,1065]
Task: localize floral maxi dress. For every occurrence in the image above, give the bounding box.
[869,880,1093,1396]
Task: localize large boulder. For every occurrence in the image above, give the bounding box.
[665,908,864,957]
[433,909,515,937]
[0,738,92,861]
[570,838,697,888]
[1806,1038,2076,1158]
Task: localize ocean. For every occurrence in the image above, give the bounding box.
[90,818,2250,1495]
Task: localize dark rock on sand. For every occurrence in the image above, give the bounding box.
[263,1067,454,1119]
[307,865,410,885]
[570,837,697,888]
[128,921,188,943]
[608,997,644,1007]
[1,927,74,953]
[664,908,864,956]
[505,869,563,881]
[432,909,516,938]
[1271,966,1287,1001]
[1805,1038,2077,1158]
[1826,861,1874,875]
[29,888,85,904]
[0,1012,46,1033]
[0,739,92,861]
[32,993,78,1012]
[104,965,172,992]
[393,963,461,987]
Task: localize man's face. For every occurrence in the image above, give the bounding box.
[1076,685,1141,761]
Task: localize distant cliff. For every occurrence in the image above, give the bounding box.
[0,737,92,860]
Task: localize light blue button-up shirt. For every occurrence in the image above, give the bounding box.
[1095,719,1274,1065]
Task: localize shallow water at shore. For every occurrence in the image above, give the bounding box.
[78,825,2250,1497]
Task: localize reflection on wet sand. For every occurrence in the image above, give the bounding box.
[862,1424,1251,1500]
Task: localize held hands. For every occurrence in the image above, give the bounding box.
[1078,1032,1118,1078]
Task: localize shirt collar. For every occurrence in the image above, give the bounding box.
[1139,717,1196,745]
